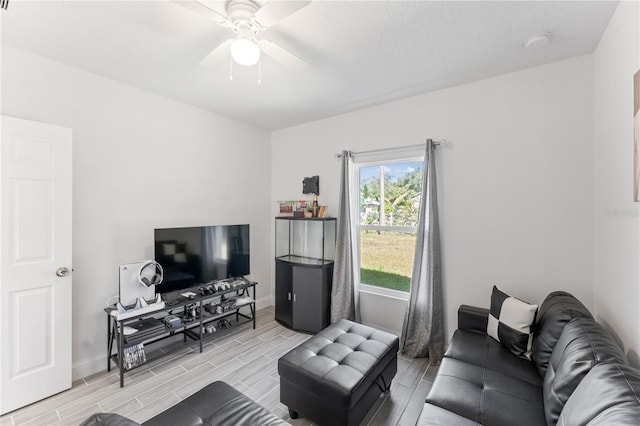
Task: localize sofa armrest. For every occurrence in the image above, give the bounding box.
[458,305,489,334]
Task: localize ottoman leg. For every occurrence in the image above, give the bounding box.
[288,408,299,419]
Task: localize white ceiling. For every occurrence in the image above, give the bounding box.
[0,0,618,130]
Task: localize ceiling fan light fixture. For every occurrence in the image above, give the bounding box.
[230,38,260,66]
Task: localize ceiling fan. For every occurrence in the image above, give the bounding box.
[175,0,311,69]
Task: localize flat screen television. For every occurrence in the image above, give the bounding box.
[154,224,250,295]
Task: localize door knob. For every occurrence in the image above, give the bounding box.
[56,267,70,277]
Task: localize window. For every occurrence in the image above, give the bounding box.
[356,156,423,294]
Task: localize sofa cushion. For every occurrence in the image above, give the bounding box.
[532,291,592,378]
[557,363,640,426]
[417,403,480,425]
[487,286,538,359]
[425,357,546,426]
[142,381,286,426]
[445,329,542,386]
[543,317,627,425]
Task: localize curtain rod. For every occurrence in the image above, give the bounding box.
[335,139,442,158]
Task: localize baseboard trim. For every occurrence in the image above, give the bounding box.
[72,355,106,382]
[255,295,272,310]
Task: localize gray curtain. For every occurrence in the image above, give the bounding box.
[400,139,444,362]
[331,150,361,323]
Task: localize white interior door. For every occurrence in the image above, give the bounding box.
[0,116,72,415]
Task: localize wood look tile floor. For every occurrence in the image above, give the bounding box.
[0,307,436,426]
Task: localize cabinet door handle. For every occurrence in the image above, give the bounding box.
[293,294,297,303]
[288,292,291,301]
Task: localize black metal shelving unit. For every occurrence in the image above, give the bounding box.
[105,280,256,387]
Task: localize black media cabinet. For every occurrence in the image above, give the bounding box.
[275,217,336,333]
[105,279,256,387]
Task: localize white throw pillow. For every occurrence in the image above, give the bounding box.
[487,285,538,360]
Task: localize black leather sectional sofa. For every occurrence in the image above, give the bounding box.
[418,291,640,425]
[80,381,286,426]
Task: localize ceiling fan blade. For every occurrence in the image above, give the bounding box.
[173,0,227,23]
[259,39,308,70]
[199,39,233,66]
[255,0,312,28]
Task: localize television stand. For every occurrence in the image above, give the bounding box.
[105,279,257,387]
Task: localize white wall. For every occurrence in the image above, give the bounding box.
[593,1,640,367]
[1,46,271,379]
[271,55,595,340]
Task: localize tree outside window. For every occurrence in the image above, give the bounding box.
[358,160,423,292]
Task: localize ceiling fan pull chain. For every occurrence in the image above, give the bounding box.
[258,56,262,85]
[229,54,234,81]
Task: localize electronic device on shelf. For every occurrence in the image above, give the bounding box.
[217,319,232,329]
[154,224,250,295]
[164,315,182,328]
[229,278,249,288]
[204,296,222,311]
[119,260,164,307]
[164,298,180,307]
[122,318,165,343]
[198,285,215,296]
[214,282,231,291]
[111,294,166,320]
[180,291,197,300]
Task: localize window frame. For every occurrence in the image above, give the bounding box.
[352,152,424,299]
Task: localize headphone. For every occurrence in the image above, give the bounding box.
[138,260,164,287]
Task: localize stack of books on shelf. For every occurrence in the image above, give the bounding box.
[123,343,146,370]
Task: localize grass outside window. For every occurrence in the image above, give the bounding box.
[360,230,415,292]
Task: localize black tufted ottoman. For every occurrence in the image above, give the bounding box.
[278,319,399,426]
